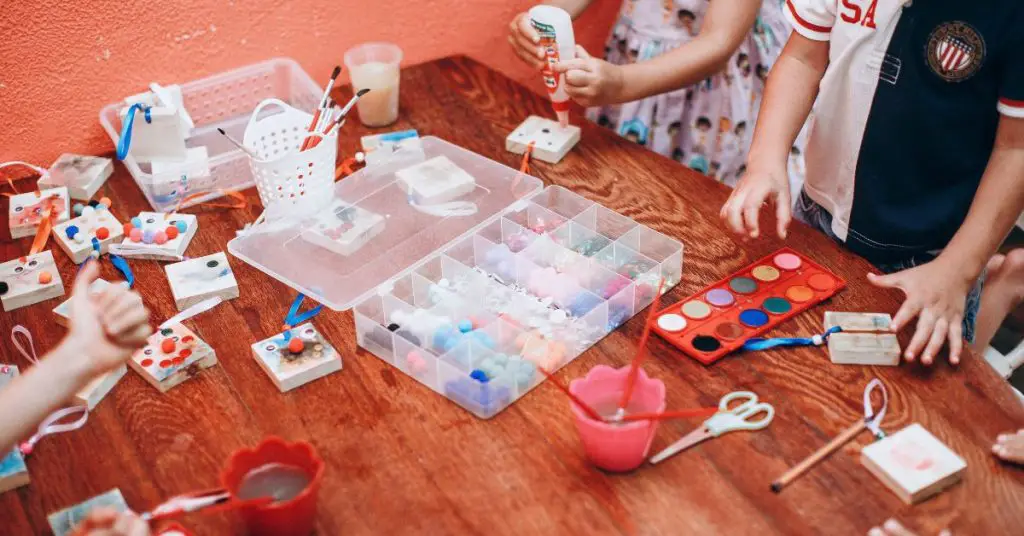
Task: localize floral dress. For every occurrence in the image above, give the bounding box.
[587,0,804,191]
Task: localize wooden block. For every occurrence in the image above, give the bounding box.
[360,129,424,167]
[828,333,901,366]
[825,311,893,332]
[164,252,239,310]
[39,154,113,201]
[506,115,580,164]
[252,323,342,392]
[53,209,124,264]
[0,363,19,388]
[74,365,127,410]
[118,212,197,261]
[129,323,216,392]
[8,187,70,239]
[861,423,966,504]
[0,449,30,494]
[53,279,128,327]
[0,251,65,312]
[120,85,189,163]
[300,202,386,257]
[395,155,477,205]
[48,488,128,536]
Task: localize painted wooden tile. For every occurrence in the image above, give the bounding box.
[301,202,386,257]
[251,323,342,392]
[48,488,128,536]
[53,208,124,264]
[9,187,70,239]
[38,154,113,201]
[506,115,580,164]
[861,423,967,504]
[0,251,65,312]
[164,252,239,310]
[118,212,197,261]
[129,324,216,393]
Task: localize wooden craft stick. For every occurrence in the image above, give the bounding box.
[771,419,867,492]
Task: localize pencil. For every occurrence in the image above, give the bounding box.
[770,418,867,493]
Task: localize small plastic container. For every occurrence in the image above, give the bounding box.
[344,43,403,127]
[569,365,666,472]
[99,58,321,212]
[221,437,324,536]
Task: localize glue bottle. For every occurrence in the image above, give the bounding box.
[528,5,576,128]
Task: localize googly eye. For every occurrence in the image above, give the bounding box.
[14,206,22,213]
[160,328,173,336]
[13,267,23,274]
[304,328,315,336]
[27,260,37,267]
[206,260,219,268]
[144,348,153,355]
[171,336,179,342]
[266,344,276,352]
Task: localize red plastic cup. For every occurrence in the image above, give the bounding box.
[221,437,324,536]
[569,365,666,472]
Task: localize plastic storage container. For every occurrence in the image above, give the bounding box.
[99,58,322,212]
[229,137,683,418]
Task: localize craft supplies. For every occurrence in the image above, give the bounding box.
[53,205,124,264]
[653,248,845,364]
[48,489,129,536]
[165,252,239,310]
[129,298,222,392]
[361,129,424,167]
[824,312,901,366]
[312,88,371,148]
[116,212,197,261]
[650,391,775,464]
[861,423,966,504]
[38,154,113,201]
[395,155,477,206]
[771,379,888,492]
[0,448,29,494]
[117,83,193,162]
[252,323,341,392]
[298,66,342,151]
[300,201,386,257]
[344,42,403,127]
[221,437,324,536]
[0,251,65,312]
[507,116,581,164]
[150,146,212,186]
[217,128,259,158]
[8,186,70,239]
[529,6,576,128]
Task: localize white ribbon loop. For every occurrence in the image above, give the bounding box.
[20,405,89,455]
[11,325,40,365]
[159,296,223,329]
[862,378,889,438]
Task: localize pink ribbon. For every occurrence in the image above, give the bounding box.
[11,325,40,365]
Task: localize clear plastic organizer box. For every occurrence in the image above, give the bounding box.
[228,137,683,419]
[99,58,321,211]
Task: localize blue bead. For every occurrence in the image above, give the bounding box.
[470,369,490,383]
[72,203,84,216]
[468,330,495,349]
[65,225,79,239]
[433,326,455,351]
[175,221,188,233]
[457,319,473,333]
[131,216,142,228]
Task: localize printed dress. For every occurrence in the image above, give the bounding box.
[587,0,804,191]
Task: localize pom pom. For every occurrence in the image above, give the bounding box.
[288,338,305,354]
[65,225,79,239]
[72,203,84,216]
[142,229,155,244]
[166,226,179,240]
[161,338,176,354]
[38,271,52,284]
[129,228,142,242]
[458,319,473,333]
[81,206,95,218]
[131,216,142,228]
[95,227,109,240]
[154,231,168,245]
[18,442,32,456]
[174,220,188,233]
[99,196,112,207]
[122,222,133,235]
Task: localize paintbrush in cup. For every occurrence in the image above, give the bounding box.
[217,128,259,158]
[300,66,342,150]
[616,278,666,417]
[307,89,371,149]
[535,366,605,422]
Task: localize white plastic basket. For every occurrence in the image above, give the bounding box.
[243,98,337,218]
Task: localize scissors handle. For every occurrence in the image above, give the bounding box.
[719,391,758,411]
[708,403,775,434]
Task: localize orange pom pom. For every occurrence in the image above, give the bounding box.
[166,226,179,240]
[38,271,52,284]
[95,226,109,240]
[287,338,305,354]
[160,338,176,354]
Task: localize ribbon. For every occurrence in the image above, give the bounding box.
[863,378,889,439]
[19,405,89,456]
[171,190,249,213]
[109,254,135,287]
[11,325,40,365]
[742,326,843,352]
[408,199,478,217]
[280,293,323,341]
[116,103,153,160]
[159,296,223,330]
[0,161,48,195]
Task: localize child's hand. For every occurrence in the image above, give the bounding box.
[868,256,971,365]
[867,518,951,536]
[70,508,151,536]
[720,164,792,239]
[508,12,544,69]
[66,261,151,376]
[555,46,625,107]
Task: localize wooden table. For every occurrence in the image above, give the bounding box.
[2,56,1022,535]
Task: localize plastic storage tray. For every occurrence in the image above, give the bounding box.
[99,58,321,211]
[228,137,683,418]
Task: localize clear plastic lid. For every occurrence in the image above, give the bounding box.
[228,136,543,310]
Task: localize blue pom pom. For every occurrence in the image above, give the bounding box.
[131,216,142,228]
[65,225,79,239]
[458,319,473,333]
[174,220,188,233]
[72,203,84,216]
[470,369,490,383]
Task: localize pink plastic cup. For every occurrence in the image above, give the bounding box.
[568,365,666,472]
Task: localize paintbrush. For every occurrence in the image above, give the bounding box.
[616,278,667,416]
[322,89,371,136]
[216,128,259,158]
[140,489,273,524]
[300,66,342,151]
[535,366,605,422]
[614,407,719,423]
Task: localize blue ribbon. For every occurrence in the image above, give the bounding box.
[116,103,152,160]
[77,239,134,287]
[281,293,323,341]
[742,326,843,352]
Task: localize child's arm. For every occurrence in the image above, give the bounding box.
[553,0,762,106]
[721,32,830,239]
[509,1,595,69]
[868,116,1024,364]
[0,262,150,453]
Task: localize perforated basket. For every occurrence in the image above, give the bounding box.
[243,99,337,218]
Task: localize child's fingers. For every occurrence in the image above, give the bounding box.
[890,296,918,334]
[508,36,544,68]
[920,317,948,365]
[512,30,544,61]
[575,44,592,59]
[73,261,100,297]
[564,69,592,87]
[124,323,153,345]
[722,192,749,236]
[948,315,963,364]
[100,291,143,324]
[774,189,792,239]
[104,304,150,339]
[905,311,936,363]
[554,58,592,74]
[515,13,540,44]
[881,519,917,536]
[741,190,767,238]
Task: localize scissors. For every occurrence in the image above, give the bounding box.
[649,391,775,464]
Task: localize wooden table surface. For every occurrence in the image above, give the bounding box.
[2,56,1023,536]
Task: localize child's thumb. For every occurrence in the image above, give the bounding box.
[575,45,592,60]
[73,261,100,297]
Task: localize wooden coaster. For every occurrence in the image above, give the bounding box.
[8,187,70,239]
[39,154,113,201]
[48,488,128,536]
[164,252,239,311]
[251,323,342,392]
[129,323,217,392]
[118,212,197,261]
[0,251,65,312]
[506,115,580,164]
[861,423,967,504]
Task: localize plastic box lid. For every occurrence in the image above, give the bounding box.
[228,136,544,311]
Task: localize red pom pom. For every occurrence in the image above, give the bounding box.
[95,226,110,240]
[288,338,305,354]
[161,338,176,354]
[166,226,179,240]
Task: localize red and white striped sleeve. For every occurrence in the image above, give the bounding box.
[997,9,1024,118]
[783,0,837,42]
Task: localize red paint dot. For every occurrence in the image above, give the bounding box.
[161,338,176,354]
[172,357,185,366]
[95,227,110,240]
[179,349,192,359]
[140,358,153,367]
[159,359,172,368]
[181,335,194,343]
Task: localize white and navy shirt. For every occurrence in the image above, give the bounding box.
[784,0,1024,264]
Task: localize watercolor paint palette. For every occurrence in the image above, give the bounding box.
[354,185,683,418]
[653,248,845,365]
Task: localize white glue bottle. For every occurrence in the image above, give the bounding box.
[528,5,576,128]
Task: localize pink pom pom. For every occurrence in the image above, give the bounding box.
[154,230,168,245]
[19,442,32,456]
[129,228,143,242]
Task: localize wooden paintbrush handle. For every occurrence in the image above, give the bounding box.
[771,419,867,492]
